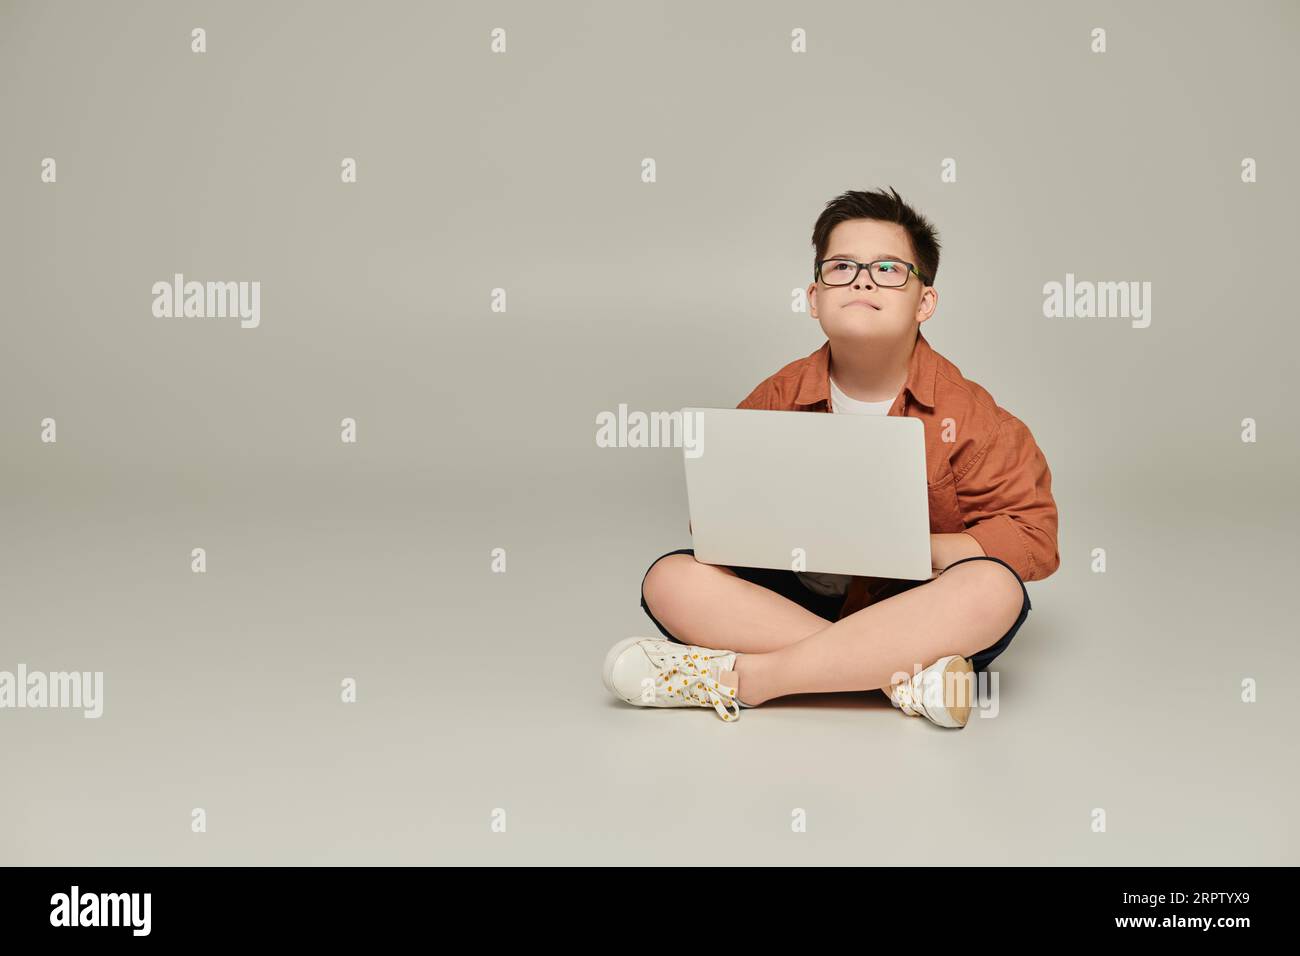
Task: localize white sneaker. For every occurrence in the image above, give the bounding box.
[887,655,976,728]
[602,637,743,721]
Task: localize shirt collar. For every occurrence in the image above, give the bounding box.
[794,329,938,410]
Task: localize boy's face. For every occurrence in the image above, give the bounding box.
[808,219,937,343]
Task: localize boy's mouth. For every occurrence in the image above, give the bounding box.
[845,299,881,310]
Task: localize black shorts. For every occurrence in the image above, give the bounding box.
[638,549,1031,674]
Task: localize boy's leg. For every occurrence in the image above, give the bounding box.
[733,557,1027,706]
[640,550,839,655]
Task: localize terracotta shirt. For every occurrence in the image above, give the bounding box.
[735,330,1060,620]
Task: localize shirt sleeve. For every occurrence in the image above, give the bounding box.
[956,415,1060,581]
[736,381,770,409]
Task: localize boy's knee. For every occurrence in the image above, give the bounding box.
[641,552,698,611]
[945,559,1025,627]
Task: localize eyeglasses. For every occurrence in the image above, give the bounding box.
[815,257,929,288]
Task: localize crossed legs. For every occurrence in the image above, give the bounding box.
[640,553,1024,706]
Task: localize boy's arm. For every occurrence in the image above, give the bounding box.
[929,532,986,573]
[736,383,769,411]
[950,414,1060,582]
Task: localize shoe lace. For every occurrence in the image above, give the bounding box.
[891,674,929,719]
[655,651,742,721]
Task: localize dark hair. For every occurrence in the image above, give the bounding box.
[811,187,941,286]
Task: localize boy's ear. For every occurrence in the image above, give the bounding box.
[917,286,938,320]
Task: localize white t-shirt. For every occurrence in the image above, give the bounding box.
[795,376,896,597]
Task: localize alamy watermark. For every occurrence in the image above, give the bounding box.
[595,405,703,458]
[890,663,1001,719]
[0,664,103,718]
[50,886,150,936]
[152,273,260,328]
[1043,272,1151,328]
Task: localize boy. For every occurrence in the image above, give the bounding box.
[602,187,1059,727]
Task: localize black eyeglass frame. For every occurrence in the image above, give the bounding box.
[815,257,932,288]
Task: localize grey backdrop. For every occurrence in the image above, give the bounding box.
[2,0,1297,865]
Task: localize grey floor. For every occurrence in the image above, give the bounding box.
[3,467,1295,866]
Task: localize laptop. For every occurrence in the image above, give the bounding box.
[681,407,932,581]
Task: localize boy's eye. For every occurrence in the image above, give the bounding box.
[878,261,898,272]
